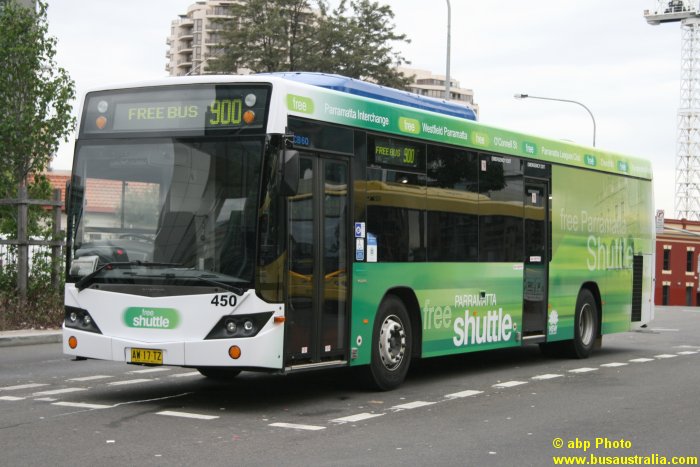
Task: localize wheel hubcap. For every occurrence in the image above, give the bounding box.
[378,314,406,371]
[579,303,594,346]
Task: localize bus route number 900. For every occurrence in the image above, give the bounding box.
[209,99,243,126]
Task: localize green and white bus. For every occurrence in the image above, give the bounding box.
[63,73,654,390]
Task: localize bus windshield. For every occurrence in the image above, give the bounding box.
[67,137,264,289]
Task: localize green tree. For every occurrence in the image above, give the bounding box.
[314,0,411,88]
[0,173,54,238]
[209,0,318,74]
[210,0,411,88]
[0,0,73,327]
[0,0,75,205]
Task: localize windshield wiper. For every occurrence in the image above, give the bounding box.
[74,261,246,295]
[75,261,181,291]
[193,274,245,296]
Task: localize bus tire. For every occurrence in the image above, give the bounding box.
[367,295,412,391]
[196,367,242,380]
[567,289,599,359]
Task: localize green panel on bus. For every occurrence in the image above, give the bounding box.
[285,88,652,180]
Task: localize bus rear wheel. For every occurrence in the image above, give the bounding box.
[196,367,242,380]
[367,295,412,391]
[567,289,599,358]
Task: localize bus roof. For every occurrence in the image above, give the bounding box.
[259,72,478,121]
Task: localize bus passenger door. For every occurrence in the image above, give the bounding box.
[522,180,549,340]
[286,154,349,366]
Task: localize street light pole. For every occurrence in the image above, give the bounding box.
[514,93,597,147]
[445,0,451,100]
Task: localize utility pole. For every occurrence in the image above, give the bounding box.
[445,0,451,100]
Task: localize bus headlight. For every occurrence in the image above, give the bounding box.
[205,312,273,340]
[64,306,102,334]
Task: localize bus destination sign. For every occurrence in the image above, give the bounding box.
[370,136,423,169]
[81,84,270,135]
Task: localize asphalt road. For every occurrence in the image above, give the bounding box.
[1,307,699,466]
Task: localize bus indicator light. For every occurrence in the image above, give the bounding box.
[229,345,241,359]
[243,110,255,124]
[68,336,77,349]
[95,116,107,129]
[274,316,285,324]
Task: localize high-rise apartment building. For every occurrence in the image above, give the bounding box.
[399,67,479,118]
[166,0,239,76]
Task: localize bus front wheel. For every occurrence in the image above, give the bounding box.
[567,289,599,358]
[367,295,412,391]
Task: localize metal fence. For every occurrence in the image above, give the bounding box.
[0,243,63,276]
[0,188,64,298]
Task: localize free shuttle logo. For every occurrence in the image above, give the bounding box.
[123,307,180,329]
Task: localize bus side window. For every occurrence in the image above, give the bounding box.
[427,145,479,262]
[366,167,426,262]
[478,155,524,262]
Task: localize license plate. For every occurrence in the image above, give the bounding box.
[130,348,163,365]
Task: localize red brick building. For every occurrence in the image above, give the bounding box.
[655,218,700,306]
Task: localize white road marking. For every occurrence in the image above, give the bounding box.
[169,371,201,378]
[66,375,112,382]
[0,396,25,401]
[531,374,564,380]
[600,362,628,368]
[35,397,58,402]
[568,368,598,373]
[330,413,384,423]
[108,379,154,386]
[53,401,112,409]
[128,368,171,374]
[649,328,679,332]
[0,383,48,391]
[654,354,678,359]
[269,422,326,431]
[677,351,698,355]
[629,358,654,363]
[391,400,437,410]
[445,389,484,398]
[492,381,528,388]
[32,388,87,397]
[156,410,219,420]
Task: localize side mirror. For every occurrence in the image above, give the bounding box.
[280,149,299,196]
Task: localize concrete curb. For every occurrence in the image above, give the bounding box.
[0,330,62,347]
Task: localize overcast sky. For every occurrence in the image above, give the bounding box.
[47,0,679,214]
